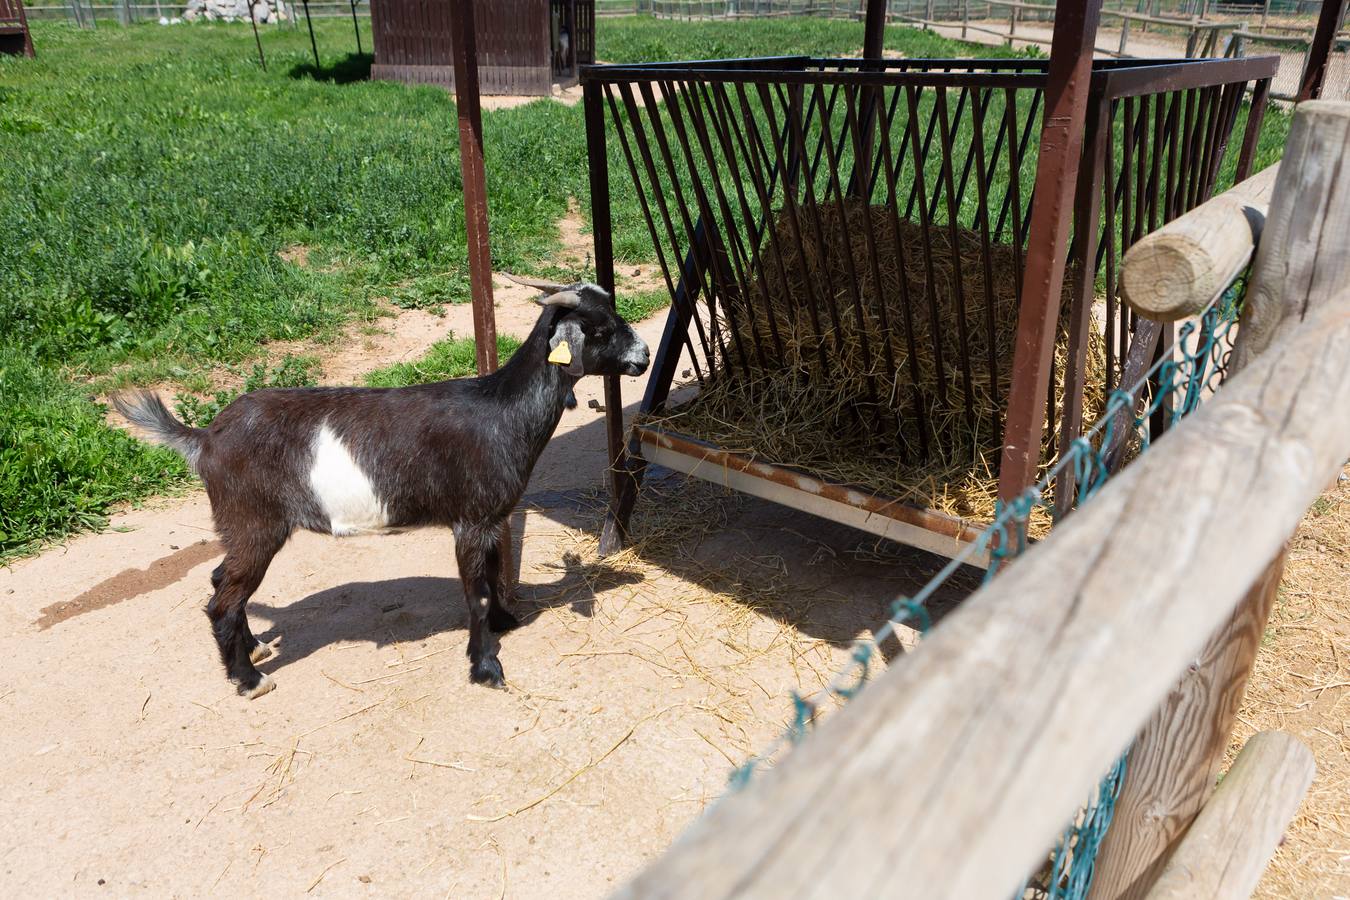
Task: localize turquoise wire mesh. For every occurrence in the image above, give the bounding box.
[721,288,1242,899]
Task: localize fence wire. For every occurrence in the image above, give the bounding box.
[723,285,1242,898]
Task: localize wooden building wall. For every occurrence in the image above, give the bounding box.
[371,0,553,95]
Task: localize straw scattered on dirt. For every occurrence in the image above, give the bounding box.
[646,201,1106,530]
[1237,465,1350,899]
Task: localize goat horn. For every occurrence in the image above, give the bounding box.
[502,272,571,293]
[535,290,581,309]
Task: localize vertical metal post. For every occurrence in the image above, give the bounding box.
[850,0,888,198]
[863,0,885,56]
[302,0,320,70]
[250,0,268,70]
[350,0,363,55]
[449,0,500,377]
[589,82,634,557]
[1234,76,1270,181]
[1295,0,1349,101]
[996,0,1103,504]
[449,0,510,585]
[1053,88,1109,520]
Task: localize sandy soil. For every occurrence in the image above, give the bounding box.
[0,289,968,896]
[1239,467,1350,899]
[4,216,1346,896]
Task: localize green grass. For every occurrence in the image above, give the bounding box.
[0,16,1290,559]
[364,335,523,387]
[173,355,321,427]
[595,14,1036,62]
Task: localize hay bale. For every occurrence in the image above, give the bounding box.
[646,200,1107,528]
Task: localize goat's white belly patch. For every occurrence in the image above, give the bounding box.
[309,424,391,536]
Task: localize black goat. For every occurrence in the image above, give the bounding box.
[113,283,649,698]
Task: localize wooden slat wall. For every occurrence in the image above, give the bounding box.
[372,0,572,95]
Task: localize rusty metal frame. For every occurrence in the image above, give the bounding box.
[636,425,990,565]
[582,51,1277,557]
[1296,0,1349,102]
[995,0,1102,506]
[450,0,500,377]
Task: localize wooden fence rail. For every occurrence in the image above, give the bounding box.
[610,100,1349,899]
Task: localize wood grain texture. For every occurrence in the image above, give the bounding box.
[612,292,1350,900]
[1120,164,1279,322]
[1144,732,1315,900]
[1088,553,1287,900]
[1091,99,1350,900]
[1231,100,1350,371]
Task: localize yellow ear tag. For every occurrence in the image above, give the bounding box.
[548,341,572,366]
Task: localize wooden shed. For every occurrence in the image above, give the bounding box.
[371,0,595,95]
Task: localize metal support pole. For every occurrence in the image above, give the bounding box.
[302,0,320,70]
[588,78,632,557]
[449,0,500,377]
[997,0,1104,503]
[350,0,363,55]
[250,0,267,70]
[1295,0,1349,101]
[863,0,885,55]
[850,0,887,197]
[449,0,509,584]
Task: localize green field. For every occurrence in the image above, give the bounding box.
[0,16,1286,559]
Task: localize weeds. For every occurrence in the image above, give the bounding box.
[364,335,522,387]
[173,355,321,427]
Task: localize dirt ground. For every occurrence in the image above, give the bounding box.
[1236,466,1350,899]
[1,276,964,897]
[3,253,1347,895]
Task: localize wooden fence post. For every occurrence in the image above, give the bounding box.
[1144,732,1315,900]
[1089,99,1350,900]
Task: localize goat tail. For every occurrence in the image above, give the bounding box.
[111,391,205,472]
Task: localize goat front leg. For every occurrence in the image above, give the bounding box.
[486,521,520,634]
[454,527,506,688]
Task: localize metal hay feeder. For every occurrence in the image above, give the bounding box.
[581,54,1278,561]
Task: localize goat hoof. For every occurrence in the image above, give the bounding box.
[249,637,280,665]
[470,656,506,688]
[238,673,276,700]
[488,607,520,633]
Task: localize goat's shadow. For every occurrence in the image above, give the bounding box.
[248,545,642,672]
[287,53,373,85]
[500,388,987,663]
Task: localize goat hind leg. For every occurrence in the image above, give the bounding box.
[207,540,283,699]
[210,560,279,662]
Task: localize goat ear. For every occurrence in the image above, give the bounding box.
[549,317,587,377]
[535,289,581,309]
